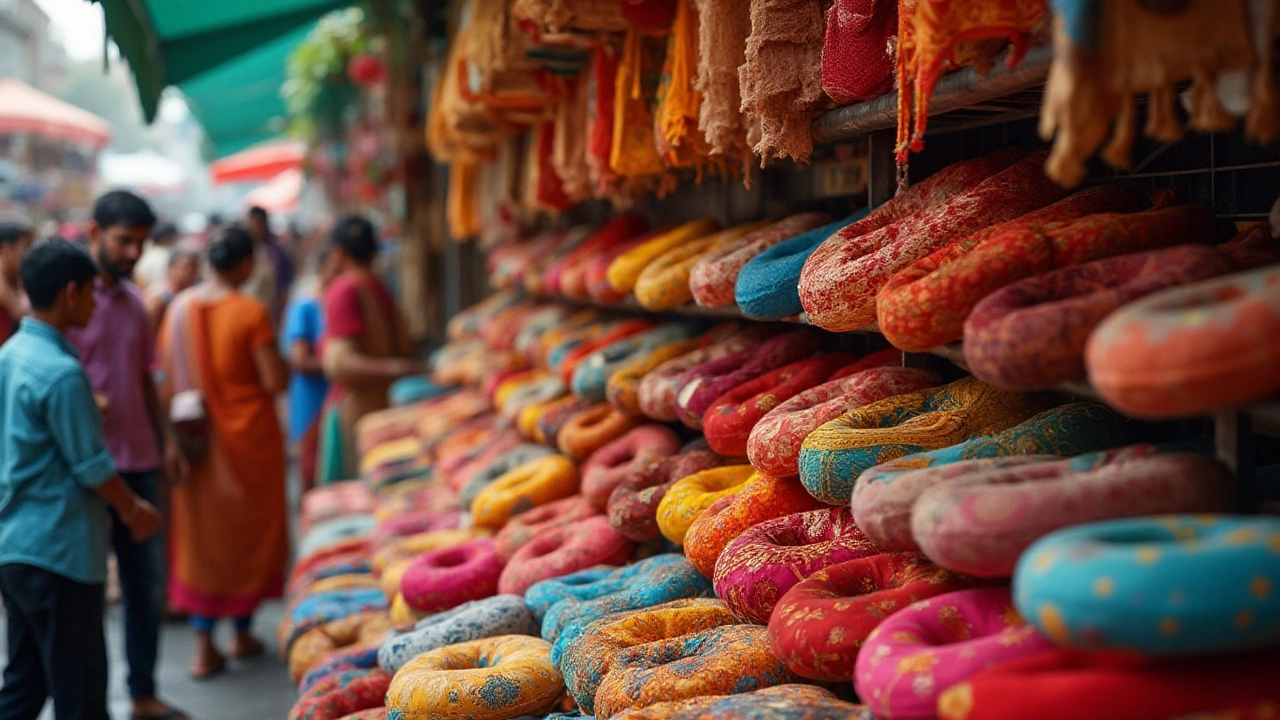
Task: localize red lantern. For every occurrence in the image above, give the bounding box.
[348,54,385,85]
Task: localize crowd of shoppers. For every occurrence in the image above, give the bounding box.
[0,190,419,720]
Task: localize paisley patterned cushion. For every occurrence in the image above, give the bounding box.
[683,475,823,578]
[377,595,535,674]
[498,516,635,596]
[608,684,871,720]
[607,442,731,542]
[582,426,682,510]
[689,213,832,308]
[494,495,601,561]
[674,330,823,430]
[655,465,757,546]
[735,214,865,320]
[287,668,391,720]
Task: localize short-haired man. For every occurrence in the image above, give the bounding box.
[67,191,189,720]
[243,205,295,324]
[0,239,161,720]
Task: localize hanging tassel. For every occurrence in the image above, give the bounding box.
[1144,84,1184,142]
[1189,68,1237,132]
[1101,94,1137,170]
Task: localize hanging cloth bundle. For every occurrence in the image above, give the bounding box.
[654,0,719,174]
[1040,0,1271,188]
[693,0,754,176]
[620,0,679,33]
[821,0,899,104]
[587,43,620,194]
[739,0,830,164]
[553,66,593,203]
[512,0,631,33]
[610,27,669,179]
[896,0,1049,166]
[447,162,482,240]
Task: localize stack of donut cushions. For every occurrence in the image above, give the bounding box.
[284,165,1280,720]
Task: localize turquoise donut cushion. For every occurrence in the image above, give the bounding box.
[735,213,866,321]
[390,376,453,406]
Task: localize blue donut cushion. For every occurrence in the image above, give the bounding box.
[735,212,867,320]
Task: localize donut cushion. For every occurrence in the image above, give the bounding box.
[1086,264,1280,417]
[801,151,1068,332]
[494,495,600,561]
[281,588,388,654]
[300,515,377,559]
[385,635,564,720]
[690,213,832,308]
[593,624,794,719]
[770,553,978,682]
[965,244,1231,389]
[572,324,700,401]
[876,184,1151,352]
[298,641,383,694]
[702,354,855,457]
[533,396,594,446]
[634,222,767,311]
[683,475,823,577]
[713,507,882,624]
[608,684,865,720]
[582,425,682,510]
[370,510,463,549]
[559,320,659,386]
[559,598,738,713]
[585,232,659,304]
[855,588,1055,720]
[607,442,730,542]
[301,482,377,533]
[558,404,643,461]
[1014,515,1280,656]
[459,444,557,509]
[936,648,1280,720]
[607,338,703,416]
[377,595,535,673]
[400,538,504,613]
[471,455,580,530]
[637,331,766,421]
[287,668,392,720]
[289,612,394,683]
[735,214,865,320]
[607,219,721,294]
[674,330,824,429]
[655,465,757,545]
[498,374,567,423]
[497,516,636,596]
[524,566,623,625]
[799,377,1047,504]
[747,361,940,478]
[914,451,1236,577]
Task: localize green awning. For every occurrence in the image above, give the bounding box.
[93,0,350,123]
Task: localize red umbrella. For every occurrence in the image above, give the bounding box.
[0,78,110,147]
[210,141,306,185]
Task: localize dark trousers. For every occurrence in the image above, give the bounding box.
[110,471,162,701]
[0,564,109,720]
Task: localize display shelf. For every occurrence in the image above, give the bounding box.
[811,45,1054,146]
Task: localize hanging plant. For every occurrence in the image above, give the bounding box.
[282,7,385,144]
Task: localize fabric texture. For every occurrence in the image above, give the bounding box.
[683,475,823,577]
[690,213,831,308]
[739,0,828,163]
[822,0,898,103]
[735,213,866,320]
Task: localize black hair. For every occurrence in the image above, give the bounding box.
[331,215,379,264]
[20,238,98,309]
[207,227,255,274]
[0,222,32,246]
[247,206,269,222]
[92,190,157,231]
[152,222,178,242]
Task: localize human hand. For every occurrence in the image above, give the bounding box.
[94,394,109,415]
[163,439,190,486]
[123,498,162,542]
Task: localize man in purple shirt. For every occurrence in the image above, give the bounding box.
[68,191,189,720]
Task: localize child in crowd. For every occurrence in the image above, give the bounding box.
[0,239,161,720]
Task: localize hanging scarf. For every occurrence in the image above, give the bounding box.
[654,0,718,174]
[587,43,620,195]
[513,0,631,33]
[739,0,829,164]
[693,0,754,175]
[822,0,899,104]
[447,162,481,240]
[553,66,592,204]
[536,121,575,212]
[610,27,668,179]
[620,0,679,33]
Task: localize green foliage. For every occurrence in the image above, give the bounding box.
[282,6,382,143]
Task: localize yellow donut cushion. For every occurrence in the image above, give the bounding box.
[634,222,768,311]
[607,219,721,295]
[471,455,580,530]
[656,465,757,545]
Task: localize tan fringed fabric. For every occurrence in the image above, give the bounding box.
[693,0,754,174]
[553,66,593,204]
[739,0,829,164]
[512,0,630,33]
[1040,0,1260,188]
[655,0,719,173]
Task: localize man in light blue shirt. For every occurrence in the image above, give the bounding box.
[0,239,161,720]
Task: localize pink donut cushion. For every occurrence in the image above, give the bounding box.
[493,495,600,562]
[855,588,1055,720]
[399,538,503,614]
[582,425,683,509]
[701,354,854,457]
[689,213,832,308]
[746,362,942,477]
[769,552,979,682]
[910,450,1236,577]
[637,331,766,422]
[370,510,463,549]
[497,515,636,596]
[607,442,730,542]
[712,507,881,624]
[674,330,824,429]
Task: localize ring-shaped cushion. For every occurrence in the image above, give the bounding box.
[607,219,721,294]
[713,507,881,624]
[912,450,1235,577]
[494,495,600,561]
[637,331,768,421]
[655,465,758,545]
[432,416,502,477]
[935,648,1280,720]
[471,455,580,530]
[586,231,663,303]
[606,442,731,542]
[288,553,372,597]
[748,362,940,478]
[582,425,682,509]
[558,404,643,461]
[1014,515,1280,655]
[736,214,865,320]
[447,290,522,339]
[546,215,650,296]
[800,152,1067,332]
[287,668,392,720]
[769,553,977,682]
[875,184,1153,352]
[607,684,863,720]
[607,338,703,416]
[335,709,387,720]
[524,566,622,624]
[799,377,1046,504]
[370,510,463,550]
[497,516,635,596]
[572,325,701,401]
[683,475,823,577]
[674,330,824,429]
[498,374,568,423]
[855,588,1055,720]
[593,624,794,719]
[690,213,832,308]
[635,222,768,310]
[298,640,385,695]
[385,635,565,720]
[1086,264,1280,417]
[301,482,378,533]
[377,595,535,673]
[558,320,659,385]
[298,515,378,561]
[545,321,620,375]
[541,555,715,659]
[702,354,855,456]
[390,376,452,406]
[374,528,490,590]
[531,396,594,446]
[559,598,738,712]
[400,538,504,614]
[289,612,394,683]
[451,435,524,494]
[281,588,390,655]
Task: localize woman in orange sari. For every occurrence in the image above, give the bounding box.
[158,228,290,678]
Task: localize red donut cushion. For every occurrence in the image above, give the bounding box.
[702,353,855,457]
[769,552,978,682]
[492,495,600,562]
[497,515,635,595]
[637,329,770,421]
[286,668,392,720]
[582,425,683,509]
[683,474,823,577]
[674,330,824,429]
